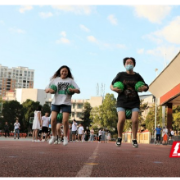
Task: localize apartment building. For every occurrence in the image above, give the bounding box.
[70,96,103,121]
[0,64,34,97]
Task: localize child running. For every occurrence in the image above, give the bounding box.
[110,57,149,148]
[45,65,80,146]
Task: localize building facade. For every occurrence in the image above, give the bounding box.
[0,64,34,97]
[15,88,52,105]
[70,96,103,121]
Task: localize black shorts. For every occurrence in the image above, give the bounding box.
[51,104,71,113]
[42,127,48,133]
[72,131,76,134]
[156,134,161,141]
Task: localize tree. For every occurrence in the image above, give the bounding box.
[2,100,23,132]
[90,93,118,131]
[22,99,41,133]
[81,102,92,128]
[144,105,162,133]
[0,98,5,130]
[41,103,51,116]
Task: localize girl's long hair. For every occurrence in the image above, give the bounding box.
[51,65,74,80]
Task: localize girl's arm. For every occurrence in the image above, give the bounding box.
[68,88,80,94]
[110,84,122,94]
[45,88,55,94]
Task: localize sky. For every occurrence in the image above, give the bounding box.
[0,1,180,100]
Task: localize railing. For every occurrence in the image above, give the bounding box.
[0,132,27,137]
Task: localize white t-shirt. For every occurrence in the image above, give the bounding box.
[171,130,174,136]
[162,128,168,137]
[72,122,77,131]
[99,130,102,136]
[78,126,84,135]
[48,77,80,105]
[42,116,50,127]
[14,122,20,130]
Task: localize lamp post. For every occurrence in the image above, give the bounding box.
[153,96,157,144]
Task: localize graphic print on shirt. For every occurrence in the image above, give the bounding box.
[123,80,137,101]
[57,82,70,94]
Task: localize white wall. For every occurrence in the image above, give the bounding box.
[37,89,52,105]
[15,88,52,105]
[15,89,22,103]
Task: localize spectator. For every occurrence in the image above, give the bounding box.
[154,124,162,145]
[89,128,94,142]
[41,112,50,141]
[101,128,105,142]
[4,122,9,138]
[69,123,72,142]
[78,123,84,142]
[85,127,90,141]
[162,126,168,145]
[98,129,102,143]
[104,130,108,143]
[32,105,42,142]
[169,128,174,140]
[107,130,111,142]
[72,119,77,142]
[14,119,20,139]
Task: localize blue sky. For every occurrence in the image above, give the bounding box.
[0,2,180,100]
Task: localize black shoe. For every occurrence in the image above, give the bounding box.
[132,139,138,148]
[116,138,122,147]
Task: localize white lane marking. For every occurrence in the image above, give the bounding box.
[76,144,99,177]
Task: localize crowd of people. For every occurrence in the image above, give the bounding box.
[31,112,112,144]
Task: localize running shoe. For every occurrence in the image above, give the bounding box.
[63,136,68,146]
[116,138,122,146]
[49,136,55,145]
[132,139,138,148]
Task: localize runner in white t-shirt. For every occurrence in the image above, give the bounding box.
[45,65,80,146]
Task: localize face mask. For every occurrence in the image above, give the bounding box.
[125,64,134,71]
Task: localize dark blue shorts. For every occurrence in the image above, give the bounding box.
[51,104,71,113]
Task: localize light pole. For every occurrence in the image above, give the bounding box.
[153,96,157,144]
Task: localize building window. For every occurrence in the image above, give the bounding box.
[77,103,83,109]
[77,112,82,118]
[71,112,75,117]
[72,103,76,109]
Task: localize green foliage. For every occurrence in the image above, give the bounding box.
[22,99,41,133]
[90,93,117,131]
[172,112,180,131]
[144,105,163,133]
[81,102,92,128]
[41,103,51,116]
[1,100,23,131]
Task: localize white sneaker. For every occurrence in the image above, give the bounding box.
[54,140,58,144]
[35,140,40,142]
[49,136,55,145]
[63,137,68,146]
[58,139,61,144]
